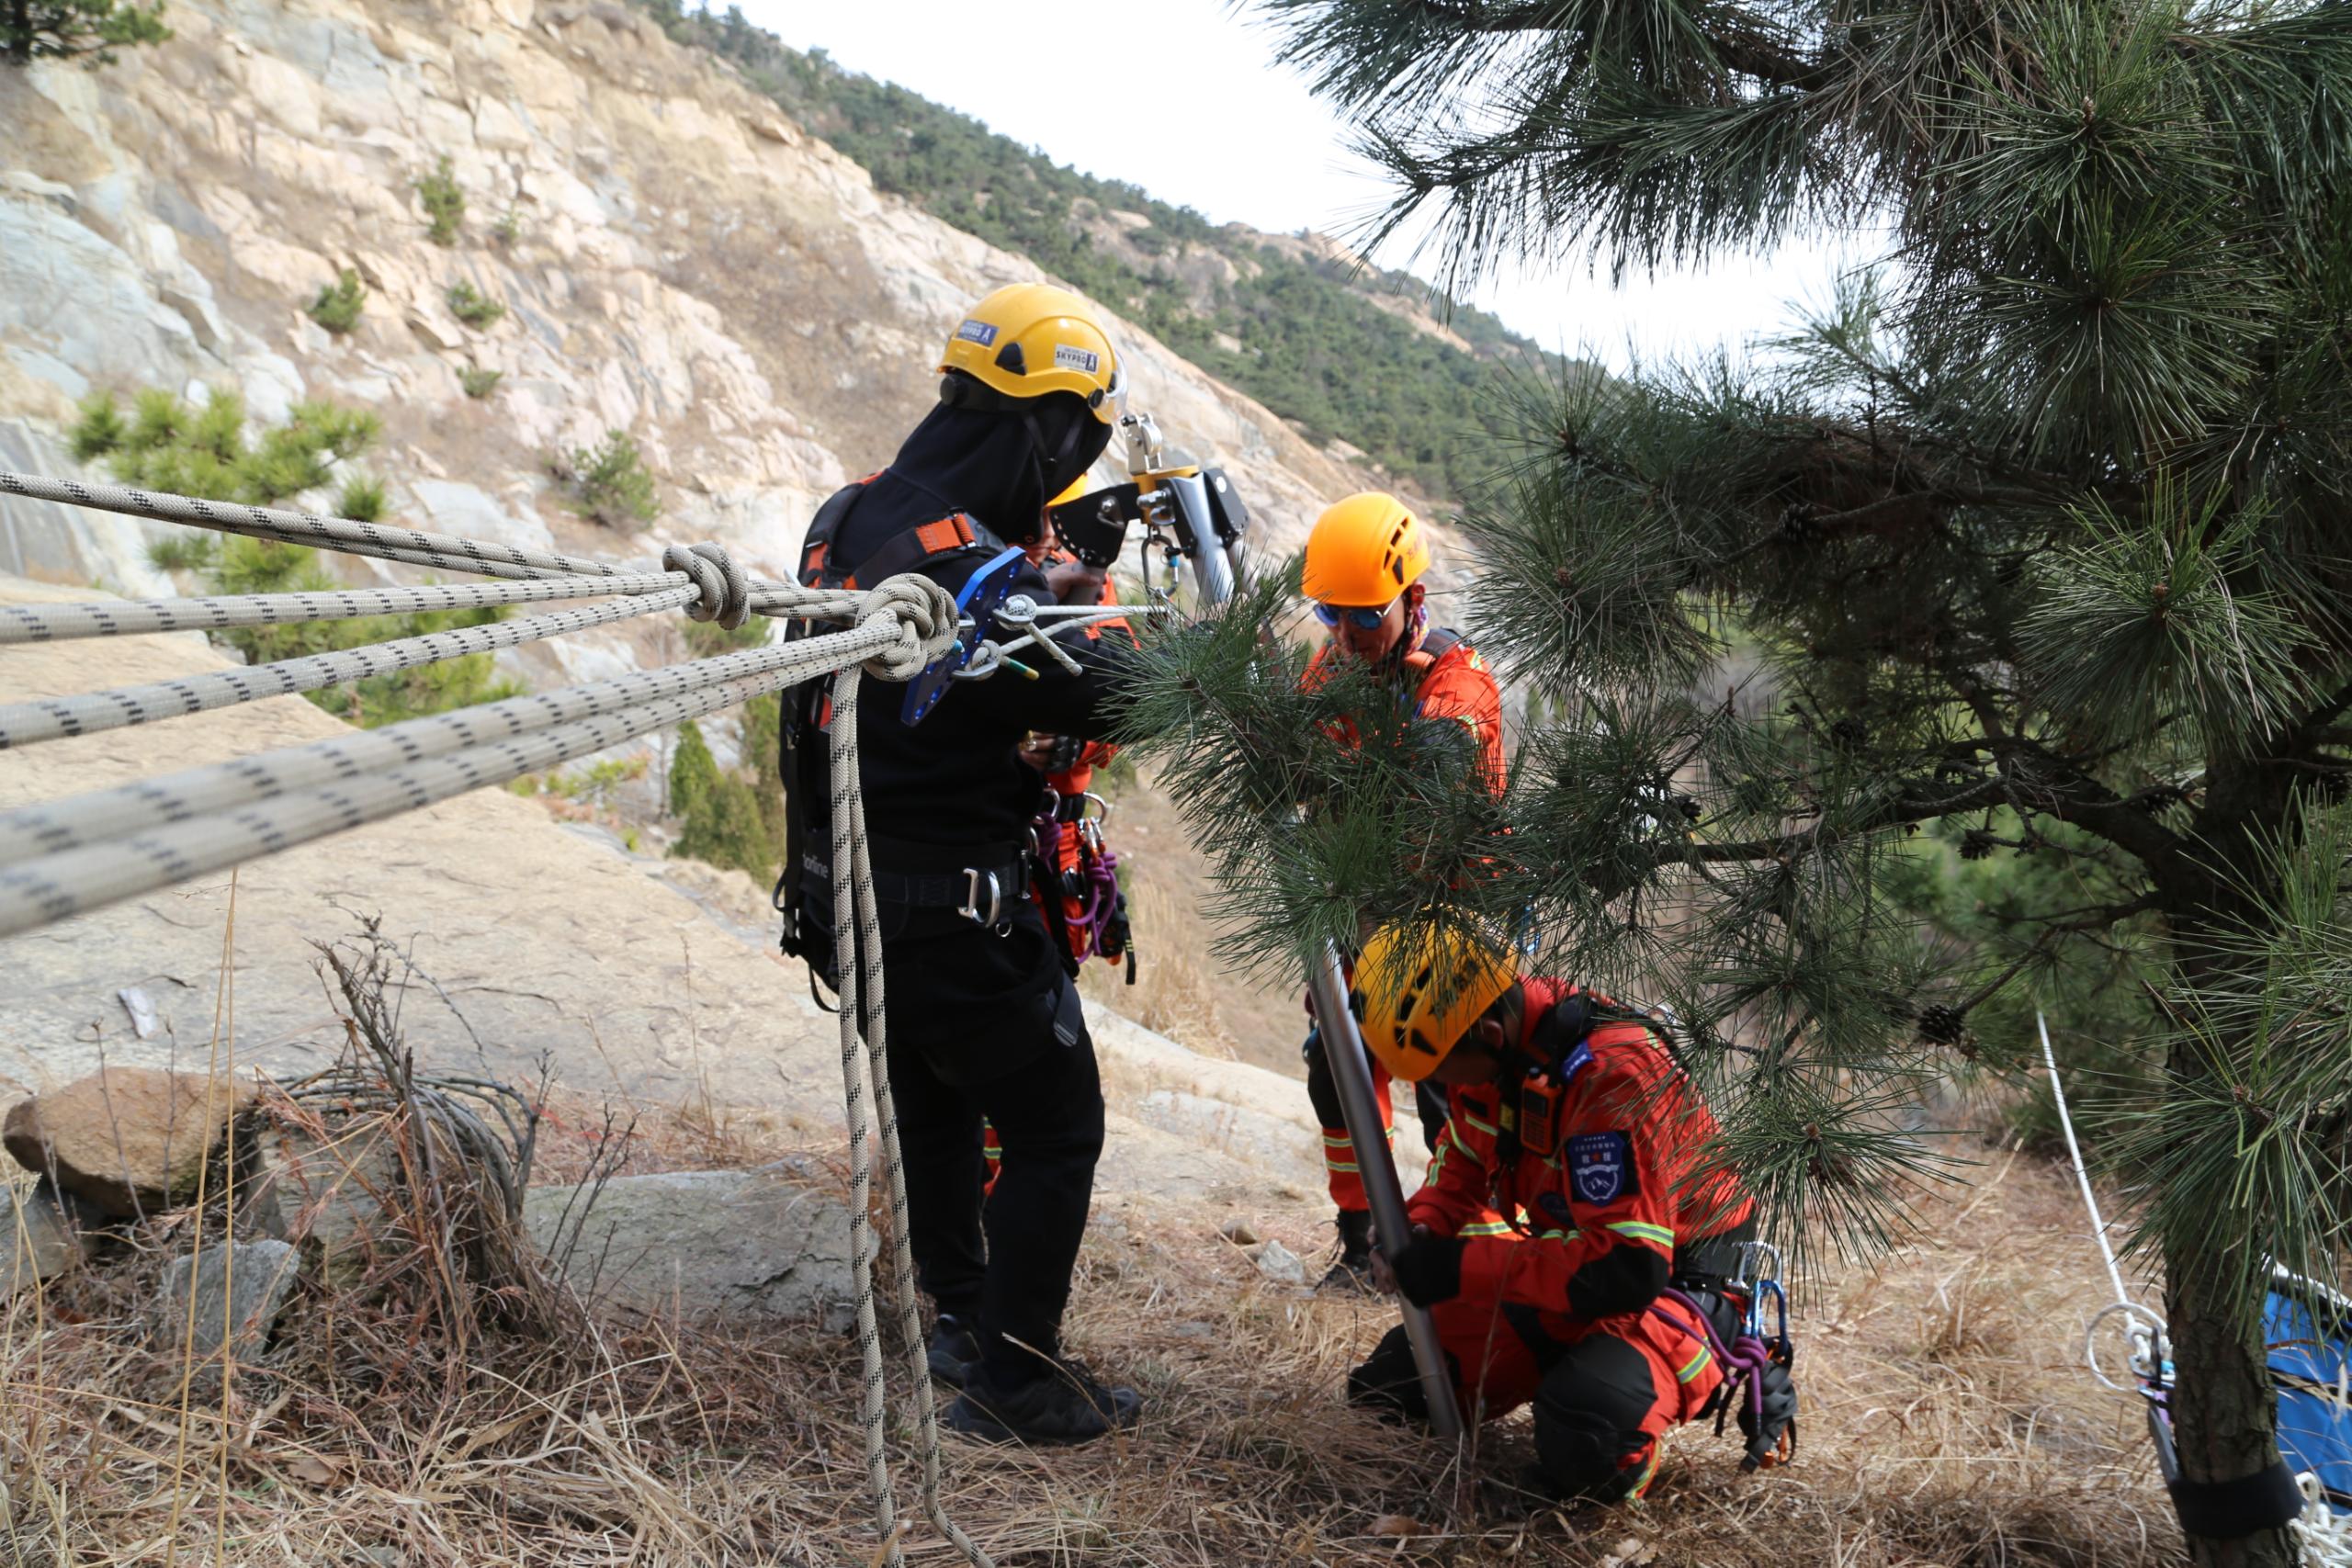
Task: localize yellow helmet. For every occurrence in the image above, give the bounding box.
[1354,919,1517,1082]
[1049,477,1091,508]
[938,283,1125,425]
[1301,491,1431,607]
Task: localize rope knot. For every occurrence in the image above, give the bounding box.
[856,573,961,682]
[662,541,752,630]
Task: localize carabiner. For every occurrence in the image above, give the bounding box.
[958,868,1002,930]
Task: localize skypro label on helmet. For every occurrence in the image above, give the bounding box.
[956,319,1000,346]
[1054,344,1100,374]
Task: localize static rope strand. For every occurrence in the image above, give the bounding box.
[826,662,902,1555]
[0,468,628,581]
[0,585,700,749]
[0,635,877,864]
[2292,1473,2352,1568]
[826,663,994,1568]
[2039,1012,2137,1310]
[0,570,687,645]
[0,640,881,938]
[0,470,860,613]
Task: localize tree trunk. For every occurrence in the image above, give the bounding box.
[2166,1213,2295,1568]
[2161,789,2301,1568]
[6,0,32,64]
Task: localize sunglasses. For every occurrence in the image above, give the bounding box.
[1311,596,1399,631]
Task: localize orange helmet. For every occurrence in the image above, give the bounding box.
[1301,491,1430,607]
[1353,919,1517,1082]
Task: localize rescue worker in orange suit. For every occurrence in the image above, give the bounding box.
[1345,922,1797,1501]
[783,284,1142,1446]
[1295,493,1506,1290]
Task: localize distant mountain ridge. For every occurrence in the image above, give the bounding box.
[637,0,1544,501]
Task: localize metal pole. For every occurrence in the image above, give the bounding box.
[1307,939,1464,1440]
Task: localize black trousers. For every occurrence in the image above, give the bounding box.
[807,887,1105,1368]
[887,995,1104,1359]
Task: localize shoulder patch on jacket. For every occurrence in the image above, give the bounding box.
[1561,1039,1595,1084]
[1567,1130,1637,1205]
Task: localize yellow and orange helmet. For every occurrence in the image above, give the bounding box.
[1301,491,1431,607]
[1353,919,1517,1082]
[938,283,1125,425]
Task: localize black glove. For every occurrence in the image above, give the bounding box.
[1390,1232,1466,1307]
[1737,1359,1798,1470]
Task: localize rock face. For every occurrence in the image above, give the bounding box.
[523,1163,856,1330]
[3,1067,254,1218]
[0,0,1363,694]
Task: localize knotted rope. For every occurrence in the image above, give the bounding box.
[0,470,994,1566]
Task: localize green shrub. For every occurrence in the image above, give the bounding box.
[553,756,648,810]
[417,155,465,246]
[71,393,126,461]
[2,0,171,65]
[145,533,218,573]
[669,719,719,820]
[208,533,522,725]
[335,474,387,523]
[446,280,505,328]
[666,698,787,878]
[94,381,517,728]
[308,269,366,333]
[681,616,770,658]
[492,209,522,244]
[555,428,659,529]
[458,366,503,400]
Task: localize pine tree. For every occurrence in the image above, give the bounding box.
[1128,5,2352,1562]
[668,719,719,824]
[3,0,168,64]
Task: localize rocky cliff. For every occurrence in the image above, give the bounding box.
[0,0,1363,1190]
[0,0,1367,694]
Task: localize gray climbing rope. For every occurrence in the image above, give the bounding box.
[0,571,684,645]
[0,470,1007,1566]
[0,584,703,747]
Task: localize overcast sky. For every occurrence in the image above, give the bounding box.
[732,0,1871,370]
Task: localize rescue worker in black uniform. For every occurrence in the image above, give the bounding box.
[781,285,1139,1446]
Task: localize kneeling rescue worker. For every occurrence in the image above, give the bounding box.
[1346,922,1798,1501]
[1295,493,1506,1290]
[780,284,1141,1446]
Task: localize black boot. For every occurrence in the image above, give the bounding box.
[927,1313,980,1387]
[945,1354,1141,1446]
[1317,1209,1377,1294]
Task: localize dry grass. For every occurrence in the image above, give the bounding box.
[0,920,2176,1566]
[1080,878,1244,1061]
[2,1105,2180,1568]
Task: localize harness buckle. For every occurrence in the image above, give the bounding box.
[958,868,1002,930]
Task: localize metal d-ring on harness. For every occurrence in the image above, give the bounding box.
[957,866,1005,931]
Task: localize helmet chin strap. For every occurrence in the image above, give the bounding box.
[1021,406,1106,538]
